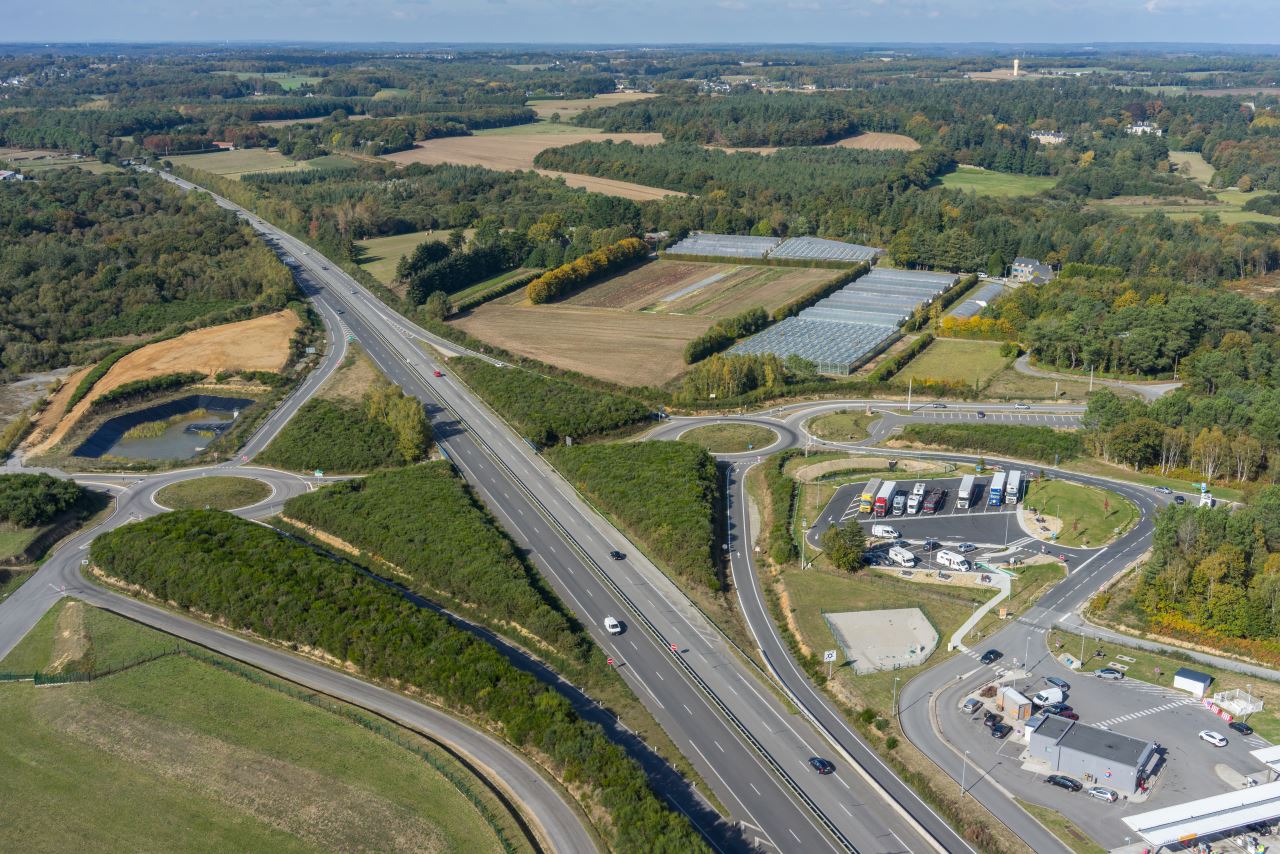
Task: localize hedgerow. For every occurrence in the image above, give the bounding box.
[526,238,647,304]
[899,423,1084,463]
[89,371,205,409]
[90,510,710,854]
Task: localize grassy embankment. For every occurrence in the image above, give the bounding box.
[0,600,528,853]
[1024,480,1139,548]
[806,410,875,442]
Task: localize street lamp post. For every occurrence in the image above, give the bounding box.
[1025,635,1031,671]
[960,750,970,796]
[893,675,900,717]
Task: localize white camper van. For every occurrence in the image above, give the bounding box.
[888,546,916,567]
[936,550,970,571]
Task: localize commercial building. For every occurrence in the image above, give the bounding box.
[1028,715,1156,794]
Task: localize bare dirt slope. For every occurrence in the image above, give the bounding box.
[27,310,300,454]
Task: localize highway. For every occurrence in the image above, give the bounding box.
[650,406,1167,852]
[159,172,953,853]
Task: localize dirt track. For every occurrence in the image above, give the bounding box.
[27,311,300,454]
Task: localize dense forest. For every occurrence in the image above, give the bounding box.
[1131,493,1280,658]
[89,510,710,853]
[547,442,722,592]
[283,463,587,662]
[0,169,294,378]
[0,473,85,528]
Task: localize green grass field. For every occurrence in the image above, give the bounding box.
[355,229,475,285]
[0,527,41,561]
[782,569,987,713]
[899,338,1012,386]
[154,476,272,511]
[473,121,601,136]
[1014,799,1106,854]
[217,71,321,91]
[0,601,528,854]
[1169,150,1215,183]
[1092,186,1280,226]
[678,423,778,453]
[937,165,1058,197]
[1025,479,1138,547]
[168,148,308,180]
[807,410,875,442]
[372,87,412,101]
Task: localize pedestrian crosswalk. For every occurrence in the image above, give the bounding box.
[1096,698,1195,728]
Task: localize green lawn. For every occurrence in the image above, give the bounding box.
[1091,188,1280,226]
[168,148,308,180]
[154,476,272,511]
[0,527,40,561]
[1046,626,1280,743]
[806,410,875,442]
[217,71,321,91]
[899,338,1012,386]
[0,600,528,854]
[782,569,987,713]
[937,165,1058,197]
[1025,479,1137,547]
[1169,150,1215,183]
[678,423,778,453]
[355,229,475,286]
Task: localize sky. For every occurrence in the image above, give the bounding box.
[5,0,1278,46]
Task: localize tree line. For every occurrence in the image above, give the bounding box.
[0,473,84,528]
[89,510,710,853]
[527,238,649,304]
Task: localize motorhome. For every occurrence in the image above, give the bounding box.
[936,550,971,571]
[907,482,926,514]
[888,546,916,567]
[892,490,907,515]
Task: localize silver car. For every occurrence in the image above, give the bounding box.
[1087,786,1118,803]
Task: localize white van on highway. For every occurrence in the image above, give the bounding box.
[936,550,970,571]
[888,546,916,567]
[871,524,900,539]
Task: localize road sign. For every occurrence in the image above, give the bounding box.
[607,657,615,666]
[823,650,838,663]
[670,643,679,653]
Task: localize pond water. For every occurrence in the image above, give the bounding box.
[73,395,256,460]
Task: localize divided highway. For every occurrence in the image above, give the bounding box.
[161,172,955,853]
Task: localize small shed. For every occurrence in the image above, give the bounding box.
[1173,667,1213,699]
[997,686,1032,721]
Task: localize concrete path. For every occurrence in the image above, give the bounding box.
[1014,355,1181,402]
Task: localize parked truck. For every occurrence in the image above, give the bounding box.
[1007,470,1023,504]
[957,474,976,509]
[988,471,1006,506]
[860,478,882,515]
[874,480,897,517]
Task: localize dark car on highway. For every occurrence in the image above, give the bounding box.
[1045,775,1083,792]
[608,550,625,561]
[991,723,1012,739]
[1230,721,1255,736]
[1175,495,1186,505]
[980,649,1003,664]
[808,757,835,775]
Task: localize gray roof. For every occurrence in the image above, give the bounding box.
[667,232,781,259]
[1038,717,1154,767]
[1174,668,1214,685]
[949,282,1006,319]
[770,235,884,263]
[730,317,895,372]
[1013,256,1040,267]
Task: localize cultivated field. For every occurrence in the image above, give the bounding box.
[0,600,525,854]
[1089,189,1280,225]
[168,148,307,179]
[831,132,920,151]
[899,338,1011,385]
[378,130,682,201]
[453,302,710,386]
[563,259,830,317]
[355,229,475,286]
[937,165,1058,197]
[526,92,657,120]
[26,310,301,454]
[453,259,833,385]
[255,114,375,128]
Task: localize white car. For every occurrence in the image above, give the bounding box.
[1199,730,1228,747]
[604,616,623,635]
[1014,403,1031,410]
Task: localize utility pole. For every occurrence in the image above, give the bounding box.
[893,675,900,716]
[907,376,913,411]
[1089,365,1094,392]
[961,750,970,796]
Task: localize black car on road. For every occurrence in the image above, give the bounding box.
[1230,721,1255,736]
[608,550,625,561]
[1045,775,1083,792]
[980,649,1003,664]
[808,757,835,775]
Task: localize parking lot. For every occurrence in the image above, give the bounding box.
[900,409,1082,428]
[809,479,1079,566]
[936,640,1273,847]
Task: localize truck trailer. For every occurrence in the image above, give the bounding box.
[988,471,1006,506]
[860,478,882,514]
[1006,470,1023,504]
[874,480,897,517]
[957,474,976,509]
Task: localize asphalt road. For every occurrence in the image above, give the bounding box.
[156,172,953,853]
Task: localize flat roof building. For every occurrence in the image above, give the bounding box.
[1173,667,1214,699]
[1029,715,1155,794]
